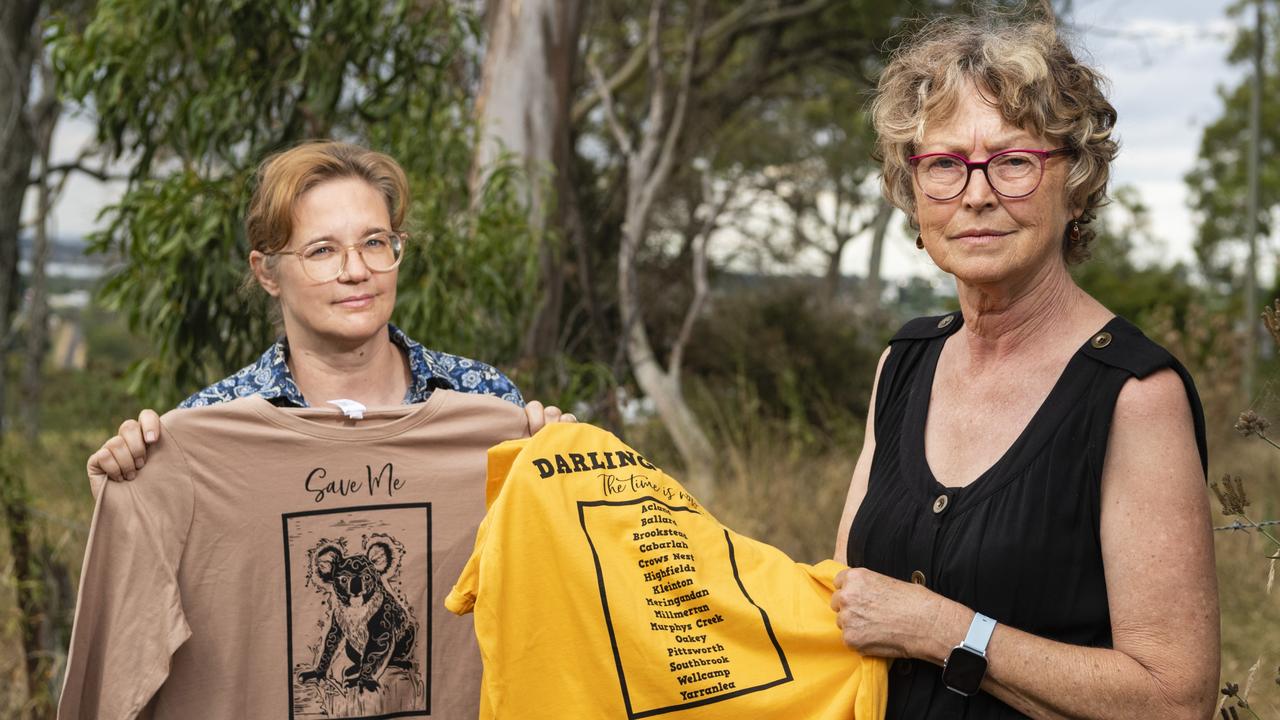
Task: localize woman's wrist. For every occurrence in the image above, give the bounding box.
[919,595,974,664]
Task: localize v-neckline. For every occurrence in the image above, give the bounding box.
[902,314,1120,506]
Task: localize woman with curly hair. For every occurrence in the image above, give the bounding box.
[830,11,1218,719]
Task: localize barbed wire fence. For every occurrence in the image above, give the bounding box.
[1216,518,1280,532]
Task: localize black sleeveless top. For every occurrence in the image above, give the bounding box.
[846,313,1207,719]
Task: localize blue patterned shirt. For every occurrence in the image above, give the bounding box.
[178,324,524,409]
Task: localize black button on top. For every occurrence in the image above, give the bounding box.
[1091,331,1113,349]
[937,315,955,329]
[910,570,926,586]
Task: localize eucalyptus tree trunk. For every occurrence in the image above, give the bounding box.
[597,0,717,497]
[1,6,63,716]
[859,198,894,314]
[21,58,59,443]
[473,0,586,360]
[0,0,41,434]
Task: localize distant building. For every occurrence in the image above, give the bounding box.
[17,234,112,283]
[16,234,109,369]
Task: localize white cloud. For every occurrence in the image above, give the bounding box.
[1073,0,1243,268]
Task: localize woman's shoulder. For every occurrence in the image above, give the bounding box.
[888,311,962,344]
[177,339,301,409]
[393,326,524,408]
[1080,316,1183,380]
[410,346,524,407]
[1085,316,1208,477]
[866,312,961,418]
[890,308,962,348]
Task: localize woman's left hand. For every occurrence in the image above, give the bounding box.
[525,400,578,434]
[831,567,961,660]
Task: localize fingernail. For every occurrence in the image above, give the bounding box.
[126,471,137,481]
[136,459,146,470]
[145,432,157,443]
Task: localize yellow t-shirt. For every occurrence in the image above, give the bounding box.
[447,423,887,719]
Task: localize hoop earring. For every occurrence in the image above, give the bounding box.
[916,235,924,250]
[1069,221,1081,243]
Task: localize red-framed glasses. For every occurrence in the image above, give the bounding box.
[908,147,1072,201]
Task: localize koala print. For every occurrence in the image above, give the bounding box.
[298,536,418,694]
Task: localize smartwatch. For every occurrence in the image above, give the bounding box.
[941,612,997,697]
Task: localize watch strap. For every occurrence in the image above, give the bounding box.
[961,612,997,655]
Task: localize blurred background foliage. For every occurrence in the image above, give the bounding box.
[3,0,1280,716]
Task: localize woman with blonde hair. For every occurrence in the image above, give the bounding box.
[63,141,578,717]
[88,140,570,479]
[830,11,1218,719]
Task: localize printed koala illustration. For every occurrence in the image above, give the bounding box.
[298,537,417,693]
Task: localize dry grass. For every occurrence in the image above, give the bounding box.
[1211,424,1280,715]
[1,432,100,718]
[1216,534,1280,716]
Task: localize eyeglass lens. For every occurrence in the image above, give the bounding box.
[300,232,403,281]
[916,151,1045,200]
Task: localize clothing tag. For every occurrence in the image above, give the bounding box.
[325,399,367,420]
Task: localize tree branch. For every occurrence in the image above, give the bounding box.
[28,158,122,186]
[571,0,832,125]
[669,229,709,381]
[572,0,759,125]
[572,33,651,125]
[634,0,669,183]
[587,54,635,157]
[741,0,832,33]
[669,168,737,377]
[645,0,704,205]
[719,43,832,115]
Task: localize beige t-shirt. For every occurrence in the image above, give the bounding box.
[59,391,528,720]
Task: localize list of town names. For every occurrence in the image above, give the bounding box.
[632,500,737,703]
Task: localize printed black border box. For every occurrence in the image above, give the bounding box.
[283,503,432,720]
[578,496,793,719]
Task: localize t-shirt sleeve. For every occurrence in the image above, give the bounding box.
[58,432,196,720]
[445,437,529,616]
[444,532,483,616]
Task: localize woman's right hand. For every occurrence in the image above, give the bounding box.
[87,410,162,483]
[524,400,578,435]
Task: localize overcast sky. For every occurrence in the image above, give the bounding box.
[1073,0,1244,264]
[32,0,1247,286]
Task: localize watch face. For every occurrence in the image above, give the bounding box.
[942,647,987,696]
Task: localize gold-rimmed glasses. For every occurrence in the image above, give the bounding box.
[267,230,407,282]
